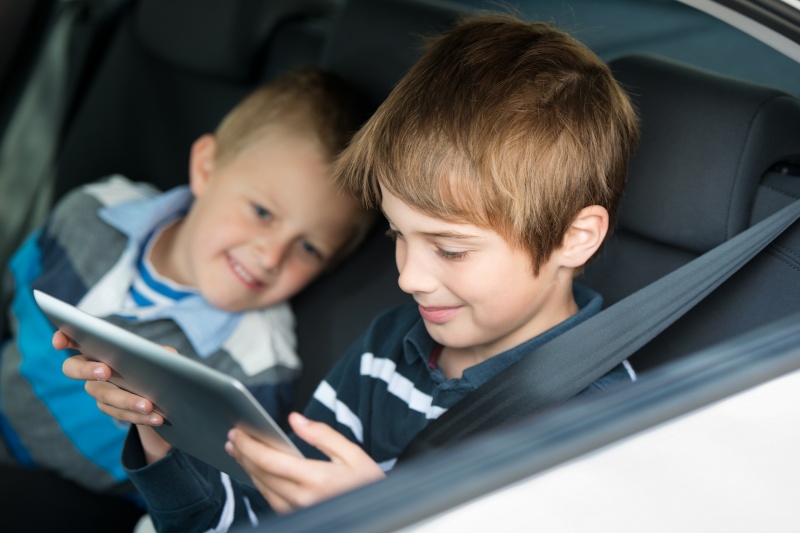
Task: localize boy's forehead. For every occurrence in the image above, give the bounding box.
[379,179,484,221]
[380,187,488,236]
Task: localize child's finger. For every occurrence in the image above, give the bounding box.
[52,330,77,350]
[62,355,112,381]
[228,436,323,511]
[254,482,295,515]
[85,381,163,426]
[288,412,373,467]
[226,429,308,481]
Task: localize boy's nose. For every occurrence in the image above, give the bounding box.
[396,250,435,295]
[255,236,291,274]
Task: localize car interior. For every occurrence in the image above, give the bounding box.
[1,0,799,530]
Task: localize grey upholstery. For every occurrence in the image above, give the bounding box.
[321,0,469,108]
[581,55,800,372]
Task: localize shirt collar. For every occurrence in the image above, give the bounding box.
[99,185,193,242]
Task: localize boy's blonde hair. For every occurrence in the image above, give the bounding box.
[333,14,639,273]
[214,68,367,168]
[214,68,375,264]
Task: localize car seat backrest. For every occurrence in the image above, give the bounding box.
[581,54,800,372]
[134,0,340,84]
[321,0,470,109]
[55,0,342,201]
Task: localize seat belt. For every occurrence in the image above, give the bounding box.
[398,197,800,461]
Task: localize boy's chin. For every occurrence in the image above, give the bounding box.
[421,323,461,348]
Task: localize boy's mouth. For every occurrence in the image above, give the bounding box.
[418,305,461,324]
[226,254,266,289]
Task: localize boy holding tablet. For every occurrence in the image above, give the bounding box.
[1,68,372,518]
[60,13,639,531]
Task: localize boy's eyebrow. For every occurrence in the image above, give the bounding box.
[421,230,479,240]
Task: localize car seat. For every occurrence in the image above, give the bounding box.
[581,54,800,373]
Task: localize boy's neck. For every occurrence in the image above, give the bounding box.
[146,218,189,286]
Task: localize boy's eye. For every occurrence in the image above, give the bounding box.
[253,204,272,220]
[300,241,322,261]
[436,248,469,261]
[385,228,401,241]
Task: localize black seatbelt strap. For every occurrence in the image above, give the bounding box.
[399,197,800,461]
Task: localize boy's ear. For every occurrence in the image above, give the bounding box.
[188,134,217,196]
[557,205,609,269]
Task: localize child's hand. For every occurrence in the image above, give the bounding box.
[55,330,173,463]
[225,412,385,514]
[56,330,165,427]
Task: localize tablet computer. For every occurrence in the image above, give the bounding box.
[34,289,302,486]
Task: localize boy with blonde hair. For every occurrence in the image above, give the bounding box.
[60,13,639,531]
[1,68,372,524]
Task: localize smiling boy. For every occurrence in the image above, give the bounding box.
[0,68,372,519]
[60,13,640,531]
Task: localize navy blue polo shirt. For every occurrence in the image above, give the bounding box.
[297,284,634,471]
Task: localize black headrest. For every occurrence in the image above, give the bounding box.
[610,55,800,253]
[321,0,470,109]
[135,0,341,82]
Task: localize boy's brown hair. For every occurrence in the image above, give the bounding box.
[333,14,639,273]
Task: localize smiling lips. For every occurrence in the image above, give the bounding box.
[418,304,461,324]
[226,254,266,289]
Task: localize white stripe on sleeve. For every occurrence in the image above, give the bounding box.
[207,472,235,533]
[313,380,364,443]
